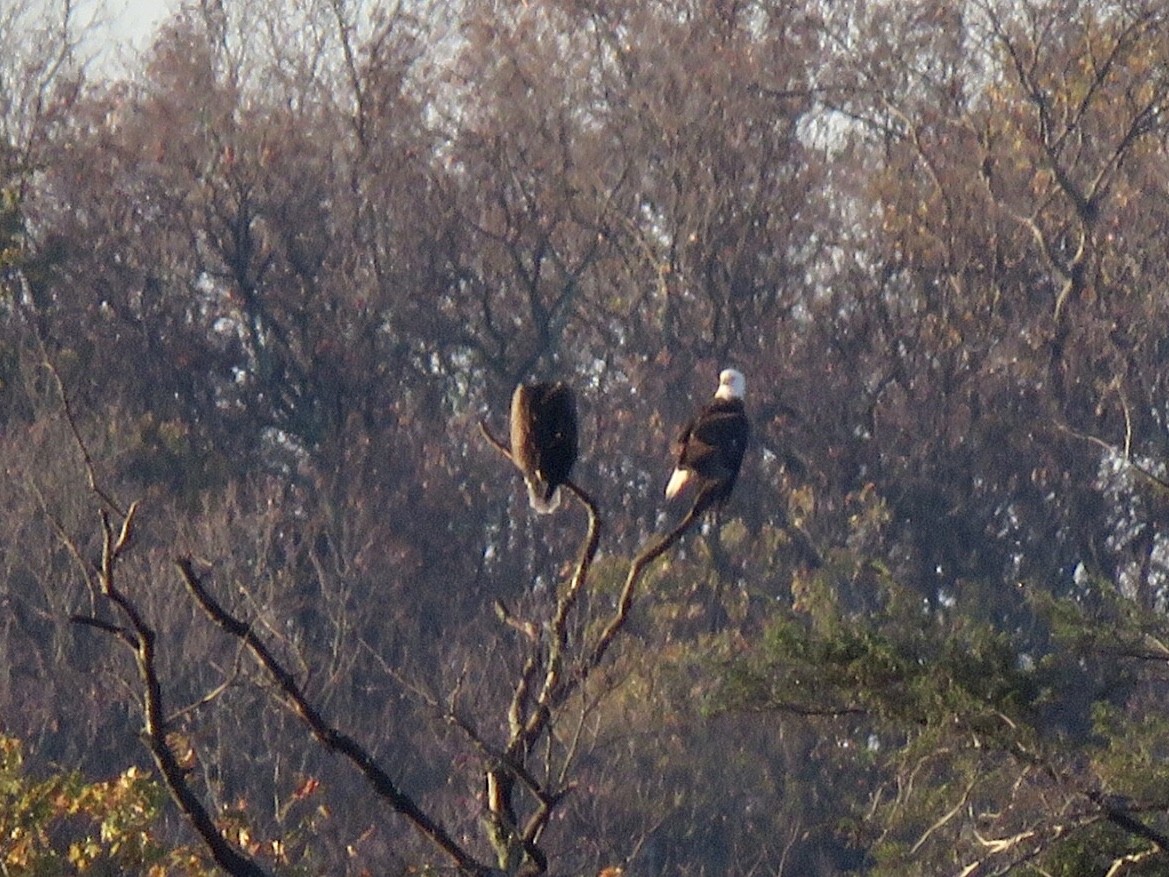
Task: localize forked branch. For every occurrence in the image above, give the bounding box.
[173,558,496,877]
[72,504,271,877]
[479,416,709,871]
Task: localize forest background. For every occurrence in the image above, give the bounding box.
[5,0,1169,874]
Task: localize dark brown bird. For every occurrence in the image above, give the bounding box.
[510,381,579,513]
[665,368,749,513]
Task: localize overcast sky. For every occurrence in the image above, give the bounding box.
[107,0,176,40]
[71,0,179,75]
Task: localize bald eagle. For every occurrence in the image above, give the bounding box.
[665,368,749,513]
[510,381,579,513]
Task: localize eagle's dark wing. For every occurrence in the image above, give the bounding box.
[532,383,578,487]
[510,381,578,512]
[677,407,748,482]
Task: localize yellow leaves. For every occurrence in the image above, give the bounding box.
[5,827,35,870]
[167,731,198,771]
[68,837,105,870]
[0,187,23,273]
[719,518,748,549]
[0,734,23,773]
[788,484,817,529]
[292,775,320,801]
[843,483,892,564]
[217,796,297,863]
[64,765,163,869]
[0,733,215,874]
[1029,167,1054,197]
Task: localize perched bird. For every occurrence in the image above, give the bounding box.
[509,381,579,513]
[665,368,749,513]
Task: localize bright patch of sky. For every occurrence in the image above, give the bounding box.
[104,0,175,44]
[28,0,179,77]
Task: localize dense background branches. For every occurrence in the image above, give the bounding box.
[5,0,1169,874]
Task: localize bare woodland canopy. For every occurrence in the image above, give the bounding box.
[5,0,1169,874]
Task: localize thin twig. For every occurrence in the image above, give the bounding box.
[537,478,601,706]
[479,418,512,459]
[910,776,976,854]
[167,650,245,726]
[69,614,134,645]
[174,558,495,877]
[479,414,710,871]
[479,416,604,870]
[74,505,269,877]
[585,491,709,675]
[1089,790,1169,853]
[41,352,126,517]
[1056,421,1169,493]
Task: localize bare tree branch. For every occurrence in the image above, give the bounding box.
[173,558,496,877]
[41,349,127,517]
[1088,790,1169,853]
[478,414,712,873]
[73,503,271,877]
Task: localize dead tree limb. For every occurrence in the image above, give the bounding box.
[173,558,497,877]
[40,350,126,518]
[1088,791,1169,854]
[478,417,603,871]
[72,504,271,877]
[479,417,709,873]
[584,492,707,674]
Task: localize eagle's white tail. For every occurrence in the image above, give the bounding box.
[664,467,691,499]
[527,479,562,514]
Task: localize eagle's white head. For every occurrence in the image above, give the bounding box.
[715,368,746,401]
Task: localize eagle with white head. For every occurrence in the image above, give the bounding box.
[665,368,749,514]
